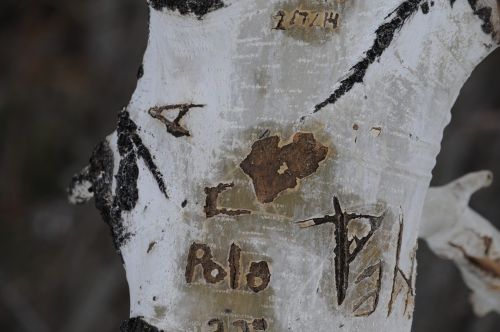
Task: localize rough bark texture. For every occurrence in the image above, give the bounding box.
[69,0,500,330]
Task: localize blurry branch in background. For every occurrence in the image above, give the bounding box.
[0,270,50,332]
[421,171,500,316]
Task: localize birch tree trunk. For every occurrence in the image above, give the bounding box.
[69,0,500,331]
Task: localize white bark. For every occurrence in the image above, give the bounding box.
[69,0,500,331]
[421,171,500,317]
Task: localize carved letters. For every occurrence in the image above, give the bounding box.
[387,222,416,318]
[353,261,383,317]
[204,183,251,218]
[185,242,271,293]
[296,196,384,305]
[148,103,204,137]
[205,318,268,332]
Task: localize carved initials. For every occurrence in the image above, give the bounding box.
[387,221,416,317]
[296,196,384,305]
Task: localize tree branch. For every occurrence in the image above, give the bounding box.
[421,171,500,316]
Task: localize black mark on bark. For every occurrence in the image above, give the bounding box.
[296,196,384,305]
[137,64,144,79]
[117,110,169,202]
[313,0,422,113]
[120,317,162,332]
[204,183,251,218]
[150,0,225,19]
[71,111,169,253]
[147,241,157,253]
[387,221,416,317]
[467,0,495,35]
[148,104,204,138]
[421,2,430,14]
[240,133,328,203]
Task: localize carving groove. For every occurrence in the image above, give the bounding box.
[148,104,204,137]
[246,261,272,293]
[296,196,384,305]
[208,318,224,332]
[185,243,227,284]
[229,243,242,289]
[204,183,251,218]
[387,221,416,317]
[353,260,383,317]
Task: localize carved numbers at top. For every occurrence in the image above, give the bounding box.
[273,9,340,30]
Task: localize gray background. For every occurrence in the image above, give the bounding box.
[0,1,499,331]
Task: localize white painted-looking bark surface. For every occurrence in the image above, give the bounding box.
[69,0,500,331]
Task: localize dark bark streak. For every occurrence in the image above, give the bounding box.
[313,0,422,113]
[296,196,384,305]
[121,317,163,332]
[149,0,224,19]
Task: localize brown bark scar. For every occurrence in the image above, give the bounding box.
[204,183,251,218]
[240,132,328,203]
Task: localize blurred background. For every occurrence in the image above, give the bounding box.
[0,1,499,331]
